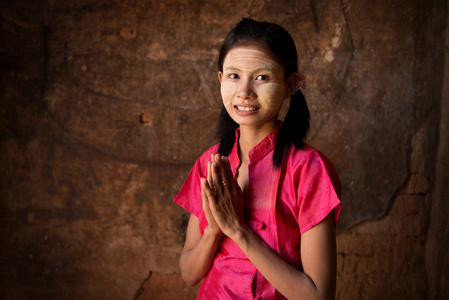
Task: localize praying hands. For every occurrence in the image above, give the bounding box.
[201,154,246,240]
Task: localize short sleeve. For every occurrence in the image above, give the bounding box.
[173,158,204,218]
[296,150,342,235]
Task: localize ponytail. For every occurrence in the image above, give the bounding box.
[273,90,310,168]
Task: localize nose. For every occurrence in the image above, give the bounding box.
[236,79,256,100]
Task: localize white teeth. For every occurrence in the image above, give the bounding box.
[237,106,258,111]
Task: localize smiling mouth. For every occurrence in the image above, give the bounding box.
[236,106,259,111]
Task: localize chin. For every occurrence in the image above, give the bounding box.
[232,116,279,128]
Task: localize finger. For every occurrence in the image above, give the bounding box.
[216,160,230,191]
[221,156,233,182]
[201,178,208,197]
[221,156,232,174]
[207,161,213,187]
[203,176,219,208]
[203,176,214,194]
[202,178,220,222]
[216,158,231,198]
[221,157,238,191]
[202,178,216,202]
[201,178,209,208]
[211,161,223,195]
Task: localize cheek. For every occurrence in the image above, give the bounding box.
[220,82,236,106]
[257,83,287,110]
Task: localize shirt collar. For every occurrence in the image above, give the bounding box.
[229,122,283,171]
[248,122,282,164]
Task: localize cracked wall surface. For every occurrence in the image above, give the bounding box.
[1,0,448,299]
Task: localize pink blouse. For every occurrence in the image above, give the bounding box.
[174,124,342,299]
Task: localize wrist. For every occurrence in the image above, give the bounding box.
[203,226,223,240]
[229,223,252,251]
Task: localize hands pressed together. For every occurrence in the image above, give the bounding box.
[201,154,247,240]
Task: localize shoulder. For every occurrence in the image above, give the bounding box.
[288,142,328,166]
[288,143,342,197]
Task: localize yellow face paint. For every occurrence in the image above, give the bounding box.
[220,82,236,107]
[257,82,288,111]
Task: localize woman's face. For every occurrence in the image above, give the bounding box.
[218,45,292,128]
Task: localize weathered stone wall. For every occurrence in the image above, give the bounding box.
[1,0,448,299]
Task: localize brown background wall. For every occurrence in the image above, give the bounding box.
[1,0,448,299]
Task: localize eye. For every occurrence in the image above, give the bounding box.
[256,75,269,80]
[228,73,239,79]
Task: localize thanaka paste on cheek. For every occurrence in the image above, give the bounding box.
[220,82,236,106]
[257,83,288,110]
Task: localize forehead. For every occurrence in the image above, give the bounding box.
[223,46,283,71]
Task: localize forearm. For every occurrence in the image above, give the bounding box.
[179,227,222,286]
[234,223,335,300]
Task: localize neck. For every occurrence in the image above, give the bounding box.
[238,119,279,161]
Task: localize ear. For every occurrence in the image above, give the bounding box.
[218,71,223,84]
[286,73,299,96]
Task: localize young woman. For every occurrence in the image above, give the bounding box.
[174,18,342,299]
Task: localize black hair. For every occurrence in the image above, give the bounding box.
[216,18,310,168]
